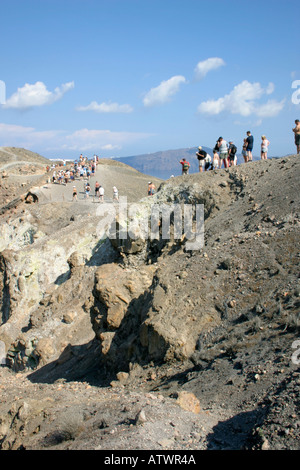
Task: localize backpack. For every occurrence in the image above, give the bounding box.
[230,145,237,155]
[183,162,189,171]
[197,151,206,160]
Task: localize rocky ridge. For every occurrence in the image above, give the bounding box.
[0,152,299,450]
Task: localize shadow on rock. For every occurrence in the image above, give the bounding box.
[27,338,111,387]
[206,407,266,450]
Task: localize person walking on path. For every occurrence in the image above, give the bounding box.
[72,186,78,202]
[85,182,91,199]
[242,138,248,163]
[99,185,104,202]
[95,181,100,198]
[292,119,300,154]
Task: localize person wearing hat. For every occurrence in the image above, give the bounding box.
[196,146,208,172]
[148,182,155,196]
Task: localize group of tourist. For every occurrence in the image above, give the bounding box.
[51,158,97,185]
[180,130,267,175]
[48,119,300,197]
[180,120,300,175]
[50,153,119,203]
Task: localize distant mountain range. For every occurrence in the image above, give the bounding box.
[114,147,213,180]
[113,146,263,180]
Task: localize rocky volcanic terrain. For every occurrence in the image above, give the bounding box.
[0,148,299,451]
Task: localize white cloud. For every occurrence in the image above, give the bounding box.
[0,123,153,154]
[197,80,285,118]
[76,101,133,113]
[194,57,225,80]
[0,123,61,146]
[3,81,74,109]
[266,82,275,95]
[255,99,286,118]
[143,75,187,107]
[63,128,153,152]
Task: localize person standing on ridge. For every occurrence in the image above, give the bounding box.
[213,139,220,169]
[228,140,237,166]
[148,182,155,196]
[218,137,229,169]
[261,135,270,160]
[246,131,254,162]
[292,119,300,154]
[196,146,207,172]
[85,182,91,199]
[180,158,190,175]
[242,138,248,163]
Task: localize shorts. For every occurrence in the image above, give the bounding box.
[242,150,247,156]
[219,152,228,159]
[261,147,268,153]
[199,159,205,167]
[295,134,300,145]
[247,148,253,153]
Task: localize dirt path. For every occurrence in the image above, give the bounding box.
[34,162,162,205]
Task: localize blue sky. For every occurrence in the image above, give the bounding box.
[0,0,299,159]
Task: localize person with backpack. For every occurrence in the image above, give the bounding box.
[113,186,119,201]
[180,158,190,175]
[228,140,237,166]
[196,146,207,172]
